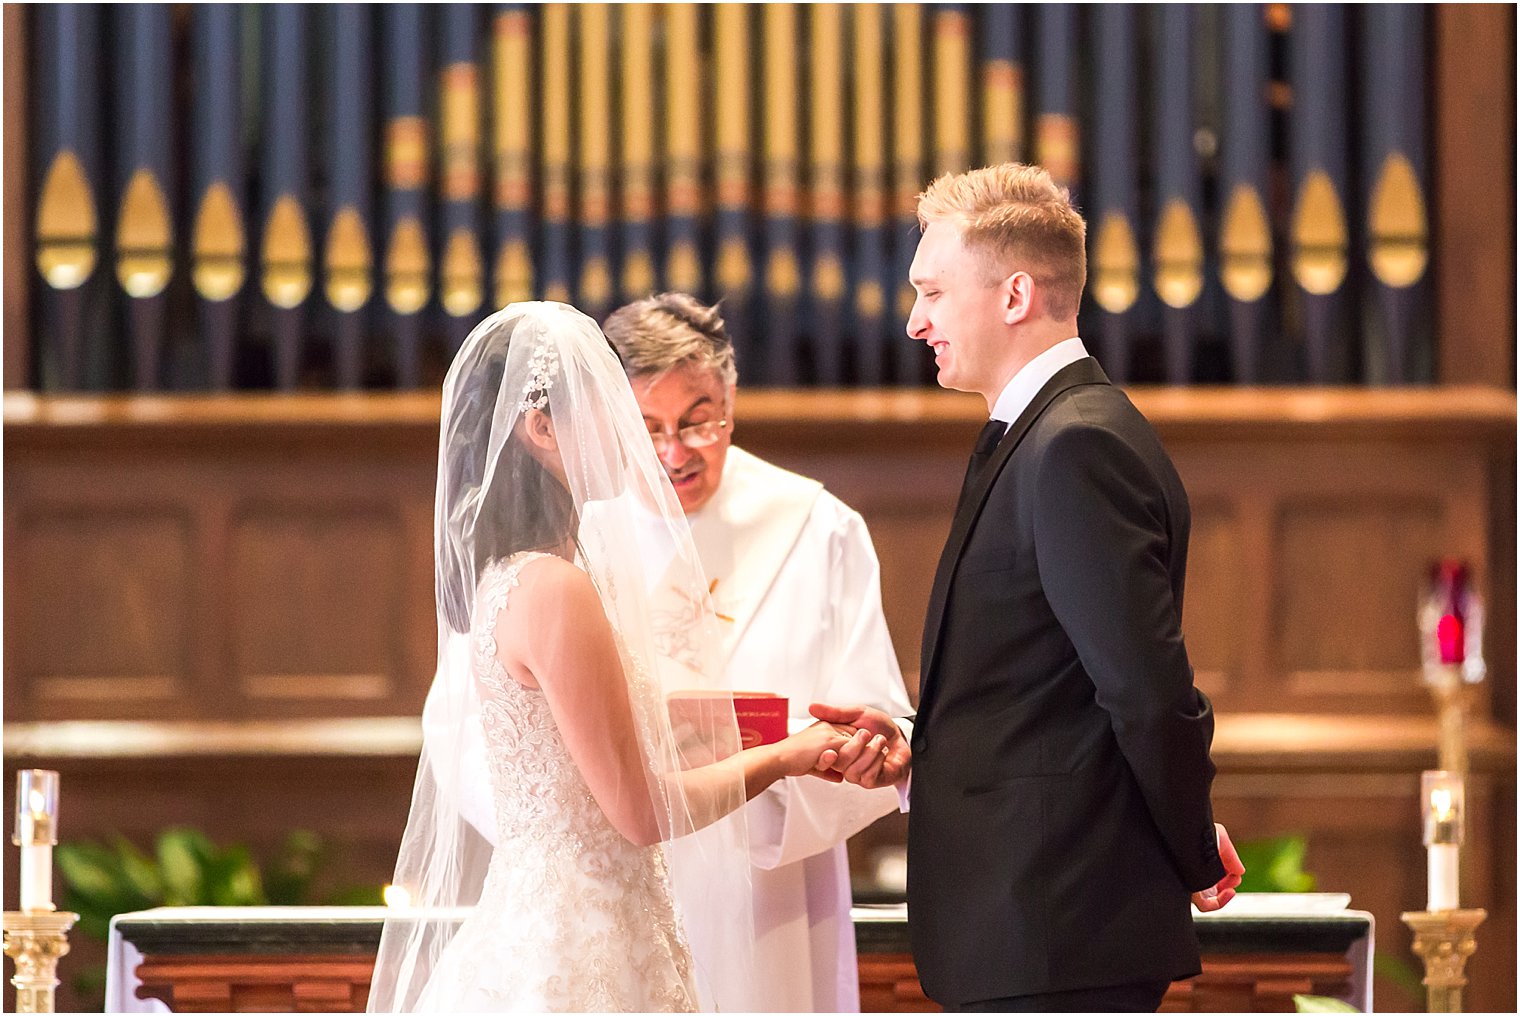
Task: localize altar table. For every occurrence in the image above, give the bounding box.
[106,896,1373,1013]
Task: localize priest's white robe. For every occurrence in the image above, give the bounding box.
[685,447,912,1012]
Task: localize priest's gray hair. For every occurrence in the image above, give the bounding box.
[603,292,739,389]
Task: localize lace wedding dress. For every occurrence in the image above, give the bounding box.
[413,554,699,1012]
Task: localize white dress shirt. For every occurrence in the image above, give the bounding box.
[989,336,1091,428]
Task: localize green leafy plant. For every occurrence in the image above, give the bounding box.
[55,827,383,1010]
[55,828,362,940]
[1235,834,1316,894]
[1373,952,1424,1006]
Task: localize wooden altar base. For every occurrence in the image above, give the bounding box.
[135,949,1353,1015]
[857,952,1353,1014]
[119,906,1368,1014]
[136,954,373,1014]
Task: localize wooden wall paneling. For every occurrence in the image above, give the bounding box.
[852,508,949,700]
[8,497,198,721]
[1435,4,1517,387]
[1491,768,1518,1012]
[399,495,442,702]
[194,494,235,722]
[1167,435,1493,715]
[5,480,27,720]
[1213,770,1427,1012]
[1179,497,1248,702]
[229,503,407,714]
[1459,769,1518,1013]
[4,388,1512,721]
[4,400,443,721]
[1486,440,1517,725]
[4,4,29,389]
[1274,494,1459,704]
[5,727,1513,1012]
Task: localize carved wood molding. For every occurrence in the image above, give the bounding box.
[5,714,1514,774]
[129,946,1352,1015]
[135,953,373,1014]
[5,387,1515,441]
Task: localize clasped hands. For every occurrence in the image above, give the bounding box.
[801,703,911,791]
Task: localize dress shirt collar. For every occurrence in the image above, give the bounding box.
[989,337,1089,426]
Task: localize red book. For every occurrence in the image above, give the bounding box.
[667,691,791,758]
[733,692,790,748]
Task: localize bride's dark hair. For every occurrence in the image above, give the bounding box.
[438,352,576,633]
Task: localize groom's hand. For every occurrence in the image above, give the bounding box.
[808,703,911,789]
[1191,823,1245,912]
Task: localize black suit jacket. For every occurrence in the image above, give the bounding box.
[908,358,1226,1006]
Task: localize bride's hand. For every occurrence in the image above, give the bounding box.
[771,721,853,780]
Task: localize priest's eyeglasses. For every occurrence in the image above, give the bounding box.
[648,418,729,453]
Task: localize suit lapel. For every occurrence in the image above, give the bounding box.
[916,358,1111,725]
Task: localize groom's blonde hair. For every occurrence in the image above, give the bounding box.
[917,163,1087,321]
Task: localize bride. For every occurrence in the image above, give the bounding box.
[367,303,848,1013]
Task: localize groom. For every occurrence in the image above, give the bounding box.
[816,163,1243,1012]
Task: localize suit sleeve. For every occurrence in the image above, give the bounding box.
[1032,422,1225,891]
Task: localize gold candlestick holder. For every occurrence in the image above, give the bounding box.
[2,911,78,1014]
[1423,662,1471,777]
[1401,908,1486,1013]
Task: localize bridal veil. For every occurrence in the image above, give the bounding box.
[368,303,758,1012]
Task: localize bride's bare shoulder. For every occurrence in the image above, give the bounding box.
[507,553,600,616]
[487,554,606,690]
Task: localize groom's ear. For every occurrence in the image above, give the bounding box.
[1002,270,1035,325]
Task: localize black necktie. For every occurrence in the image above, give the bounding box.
[955,419,1007,511]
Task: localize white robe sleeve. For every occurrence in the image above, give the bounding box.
[744,500,915,871]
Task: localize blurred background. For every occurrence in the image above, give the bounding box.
[3,4,1514,1011]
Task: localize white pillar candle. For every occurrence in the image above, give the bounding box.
[1427,842,1459,911]
[1421,772,1463,913]
[14,771,60,913]
[19,842,53,913]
